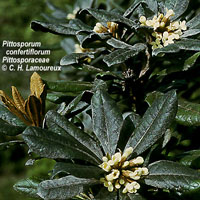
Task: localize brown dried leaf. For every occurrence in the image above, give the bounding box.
[25,95,42,127]
[11,86,25,114]
[0,90,31,125]
[30,72,45,99]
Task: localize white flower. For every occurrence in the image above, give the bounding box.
[139,8,187,50]
[122,147,133,160]
[99,148,148,194]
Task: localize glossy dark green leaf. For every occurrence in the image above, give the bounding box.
[60,53,94,66]
[176,39,200,51]
[45,80,93,93]
[45,110,103,162]
[179,150,200,167]
[152,44,180,56]
[95,188,118,200]
[69,19,92,31]
[181,29,200,38]
[0,119,25,136]
[31,21,77,35]
[52,162,104,179]
[0,104,25,126]
[119,190,146,200]
[76,32,109,48]
[84,8,137,28]
[186,13,200,29]
[103,43,146,67]
[146,92,200,126]
[57,91,92,115]
[124,0,157,17]
[125,90,177,155]
[107,38,132,49]
[118,113,141,151]
[176,99,200,126]
[145,160,200,191]
[38,176,99,200]
[22,126,100,164]
[13,179,40,199]
[46,93,74,104]
[92,89,123,155]
[183,52,200,71]
[165,0,189,21]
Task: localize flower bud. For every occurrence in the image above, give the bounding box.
[122,147,133,160]
[129,156,144,167]
[139,16,146,24]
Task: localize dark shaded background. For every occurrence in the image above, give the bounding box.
[0,0,70,199]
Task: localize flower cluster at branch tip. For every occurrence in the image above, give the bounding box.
[93,22,119,38]
[139,9,187,50]
[99,147,148,194]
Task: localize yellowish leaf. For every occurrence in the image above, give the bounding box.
[30,72,45,99]
[11,86,26,114]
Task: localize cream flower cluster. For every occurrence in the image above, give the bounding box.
[99,147,148,194]
[93,22,119,38]
[139,9,187,50]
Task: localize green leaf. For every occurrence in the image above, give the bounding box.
[179,150,200,167]
[186,13,200,29]
[46,93,74,104]
[176,39,200,51]
[95,188,118,200]
[76,32,109,48]
[145,160,200,191]
[60,53,94,66]
[152,44,180,56]
[165,0,189,21]
[146,92,200,126]
[107,38,132,49]
[69,19,92,31]
[45,110,103,162]
[52,162,104,179]
[92,89,123,155]
[103,43,146,67]
[31,20,77,35]
[125,90,177,156]
[176,99,200,126]
[84,8,137,28]
[45,80,93,93]
[38,176,99,200]
[181,29,200,38]
[57,91,92,115]
[22,126,100,164]
[183,52,200,71]
[118,113,141,151]
[13,178,40,199]
[0,119,25,136]
[0,104,25,126]
[119,190,146,200]
[124,0,157,17]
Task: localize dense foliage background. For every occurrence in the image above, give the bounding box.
[0,1,70,199]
